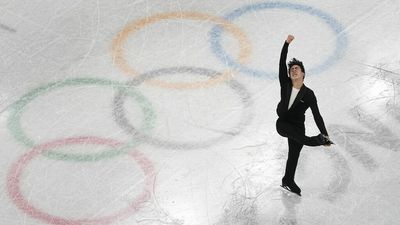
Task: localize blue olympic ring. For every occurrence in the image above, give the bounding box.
[209,2,348,78]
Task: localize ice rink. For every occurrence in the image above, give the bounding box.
[1,0,400,224]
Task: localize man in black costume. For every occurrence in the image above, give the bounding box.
[276,35,333,196]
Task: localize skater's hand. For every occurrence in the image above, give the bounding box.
[286,35,294,44]
[323,135,333,147]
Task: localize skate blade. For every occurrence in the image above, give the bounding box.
[280,185,301,197]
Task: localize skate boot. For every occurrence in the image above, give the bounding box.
[281,179,301,196]
[317,134,334,146]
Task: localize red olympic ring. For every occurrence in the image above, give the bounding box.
[7,136,155,225]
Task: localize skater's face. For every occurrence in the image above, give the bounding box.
[289,65,304,81]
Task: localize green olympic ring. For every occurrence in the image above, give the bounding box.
[7,78,156,162]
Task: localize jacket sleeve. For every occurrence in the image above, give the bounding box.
[310,92,328,136]
[279,41,291,87]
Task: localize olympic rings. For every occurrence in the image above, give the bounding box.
[7,136,155,225]
[7,78,156,161]
[111,11,252,89]
[113,66,253,150]
[210,2,348,78]
[4,4,348,223]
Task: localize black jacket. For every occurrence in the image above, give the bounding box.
[276,41,328,135]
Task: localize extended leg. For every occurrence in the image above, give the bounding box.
[276,120,323,146]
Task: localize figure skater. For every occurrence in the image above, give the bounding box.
[276,35,334,196]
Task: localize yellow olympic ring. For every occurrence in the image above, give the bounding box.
[111,11,252,89]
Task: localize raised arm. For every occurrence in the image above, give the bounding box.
[279,35,294,86]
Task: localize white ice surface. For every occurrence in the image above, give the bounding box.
[1,0,400,224]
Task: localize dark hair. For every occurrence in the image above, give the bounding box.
[288,58,305,77]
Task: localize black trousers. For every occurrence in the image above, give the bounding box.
[276,119,323,183]
[276,119,323,147]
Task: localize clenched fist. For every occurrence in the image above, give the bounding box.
[286,35,294,44]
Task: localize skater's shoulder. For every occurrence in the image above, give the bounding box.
[301,84,313,93]
[302,85,317,101]
[306,84,317,92]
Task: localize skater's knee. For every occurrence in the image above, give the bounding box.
[276,120,288,136]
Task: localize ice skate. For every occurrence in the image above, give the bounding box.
[281,181,301,196]
[317,134,334,146]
